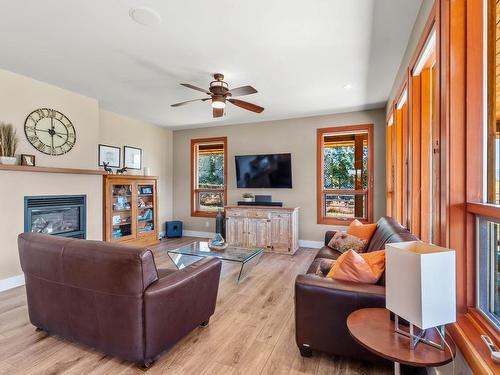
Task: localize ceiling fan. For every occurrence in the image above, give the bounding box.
[171,73,264,118]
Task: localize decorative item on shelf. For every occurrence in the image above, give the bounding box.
[116,166,128,174]
[112,215,121,225]
[144,167,151,176]
[102,161,113,174]
[242,193,254,202]
[385,241,456,351]
[138,209,153,221]
[138,196,146,208]
[208,233,227,251]
[98,144,120,168]
[124,146,142,170]
[21,154,35,166]
[0,123,18,165]
[139,186,153,195]
[113,196,131,211]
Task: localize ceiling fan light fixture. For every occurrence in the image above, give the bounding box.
[212,99,225,109]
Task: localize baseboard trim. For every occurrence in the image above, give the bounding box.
[298,240,324,249]
[182,231,323,249]
[183,230,215,238]
[0,274,25,292]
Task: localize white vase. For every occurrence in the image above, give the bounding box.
[242,197,254,202]
[0,156,17,165]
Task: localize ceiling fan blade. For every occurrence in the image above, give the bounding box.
[228,99,264,113]
[213,107,224,118]
[226,85,258,97]
[171,98,209,107]
[180,83,211,95]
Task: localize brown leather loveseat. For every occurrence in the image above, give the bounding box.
[295,216,418,363]
[18,233,222,367]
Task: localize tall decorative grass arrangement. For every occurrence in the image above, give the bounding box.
[0,123,18,157]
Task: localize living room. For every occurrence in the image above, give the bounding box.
[0,0,498,374]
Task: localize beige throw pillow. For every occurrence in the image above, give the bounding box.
[327,231,367,254]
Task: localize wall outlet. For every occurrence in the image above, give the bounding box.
[205,221,210,228]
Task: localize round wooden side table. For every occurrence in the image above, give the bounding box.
[347,308,455,375]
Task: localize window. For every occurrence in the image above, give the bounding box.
[409,27,439,243]
[394,89,408,227]
[317,124,373,225]
[476,0,500,329]
[386,113,394,217]
[191,137,227,217]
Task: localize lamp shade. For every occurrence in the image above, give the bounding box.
[385,241,456,330]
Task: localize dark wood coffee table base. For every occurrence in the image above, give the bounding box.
[347,308,455,375]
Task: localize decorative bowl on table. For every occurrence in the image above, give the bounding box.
[208,243,228,251]
[208,233,227,251]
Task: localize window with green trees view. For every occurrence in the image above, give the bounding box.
[317,125,373,224]
[191,137,227,216]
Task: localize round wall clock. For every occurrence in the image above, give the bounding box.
[24,108,76,156]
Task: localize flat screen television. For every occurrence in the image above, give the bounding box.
[235,153,292,188]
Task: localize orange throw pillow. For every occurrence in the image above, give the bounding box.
[326,249,385,284]
[346,219,377,242]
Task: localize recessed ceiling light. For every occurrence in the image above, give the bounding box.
[129,7,162,26]
[343,84,353,90]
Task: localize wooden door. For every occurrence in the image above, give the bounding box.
[246,218,271,249]
[226,217,247,246]
[270,213,290,251]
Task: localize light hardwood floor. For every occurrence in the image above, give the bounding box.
[0,237,391,375]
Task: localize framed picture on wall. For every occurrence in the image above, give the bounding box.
[124,146,142,170]
[98,144,121,168]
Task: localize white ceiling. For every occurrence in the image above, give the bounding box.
[0,0,422,129]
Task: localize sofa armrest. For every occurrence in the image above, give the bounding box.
[143,257,221,360]
[295,274,385,358]
[324,231,337,246]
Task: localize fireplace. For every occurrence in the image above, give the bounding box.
[24,195,86,239]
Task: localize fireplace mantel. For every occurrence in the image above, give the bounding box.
[0,164,106,175]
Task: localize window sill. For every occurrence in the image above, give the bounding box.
[191,211,218,218]
[447,311,500,375]
[317,217,371,226]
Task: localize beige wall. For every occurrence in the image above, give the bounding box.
[99,110,173,226]
[0,68,173,281]
[173,109,386,242]
[387,0,434,111]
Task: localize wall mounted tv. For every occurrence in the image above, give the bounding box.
[235,153,292,188]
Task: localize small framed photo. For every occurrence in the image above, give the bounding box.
[21,154,35,166]
[124,146,142,170]
[98,144,121,168]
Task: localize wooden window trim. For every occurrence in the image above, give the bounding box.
[316,124,374,225]
[191,136,227,218]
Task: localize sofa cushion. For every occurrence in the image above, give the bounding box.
[315,246,342,260]
[326,250,385,284]
[366,216,417,252]
[328,232,367,254]
[347,219,378,242]
[307,258,335,276]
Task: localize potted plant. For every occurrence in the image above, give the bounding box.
[242,193,254,202]
[0,123,18,165]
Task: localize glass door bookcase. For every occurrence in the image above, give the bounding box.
[103,175,158,246]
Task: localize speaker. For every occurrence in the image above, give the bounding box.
[255,195,272,202]
[166,221,183,238]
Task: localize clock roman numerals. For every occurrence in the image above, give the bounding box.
[24,108,76,156]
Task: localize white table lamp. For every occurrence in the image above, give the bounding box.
[385,241,456,350]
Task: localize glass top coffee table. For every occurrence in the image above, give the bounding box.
[167,241,263,283]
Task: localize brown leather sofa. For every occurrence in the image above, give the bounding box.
[295,216,418,363]
[18,233,222,367]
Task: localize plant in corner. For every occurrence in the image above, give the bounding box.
[242,193,254,202]
[0,123,18,165]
